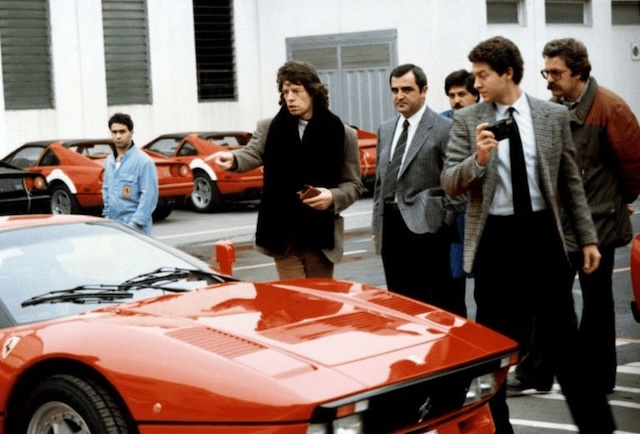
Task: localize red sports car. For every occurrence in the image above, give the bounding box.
[0,214,518,434]
[2,139,193,220]
[143,132,263,212]
[354,127,377,193]
[631,233,640,322]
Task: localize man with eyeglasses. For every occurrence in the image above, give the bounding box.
[514,38,640,396]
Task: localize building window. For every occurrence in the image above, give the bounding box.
[545,0,591,24]
[192,0,236,101]
[0,0,53,110]
[102,0,151,105]
[487,0,524,24]
[612,0,640,25]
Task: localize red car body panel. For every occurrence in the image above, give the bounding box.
[0,215,518,433]
[630,233,640,322]
[355,127,377,190]
[143,132,263,196]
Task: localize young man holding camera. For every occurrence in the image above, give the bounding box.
[441,36,615,434]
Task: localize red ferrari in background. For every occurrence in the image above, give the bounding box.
[143,131,263,212]
[2,139,193,220]
[354,127,377,193]
[0,214,518,433]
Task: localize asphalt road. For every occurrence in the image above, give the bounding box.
[152,197,640,434]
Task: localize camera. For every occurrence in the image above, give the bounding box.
[486,118,513,141]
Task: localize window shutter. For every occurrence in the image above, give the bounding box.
[102,0,151,105]
[0,0,53,110]
[193,0,236,101]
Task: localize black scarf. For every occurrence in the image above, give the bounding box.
[256,105,345,256]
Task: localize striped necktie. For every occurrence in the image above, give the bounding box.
[381,119,410,201]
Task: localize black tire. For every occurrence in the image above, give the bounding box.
[20,374,134,434]
[190,171,222,212]
[50,184,81,215]
[152,205,172,221]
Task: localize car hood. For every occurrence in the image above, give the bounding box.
[3,279,516,423]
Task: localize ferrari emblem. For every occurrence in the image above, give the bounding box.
[417,396,432,423]
[2,336,20,360]
[122,185,132,198]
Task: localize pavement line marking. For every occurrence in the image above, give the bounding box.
[618,365,640,375]
[156,225,256,240]
[614,385,640,394]
[610,399,640,410]
[511,419,638,434]
[509,419,577,431]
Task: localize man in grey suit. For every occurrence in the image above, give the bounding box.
[372,63,460,309]
[441,36,614,434]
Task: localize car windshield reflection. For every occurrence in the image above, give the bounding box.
[0,221,220,325]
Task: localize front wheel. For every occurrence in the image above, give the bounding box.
[191,172,222,212]
[50,184,81,215]
[21,374,134,434]
[152,205,172,221]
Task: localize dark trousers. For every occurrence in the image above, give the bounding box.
[517,245,618,393]
[473,211,615,434]
[381,204,454,310]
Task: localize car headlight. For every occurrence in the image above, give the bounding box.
[464,372,497,406]
[307,399,368,434]
[307,414,364,434]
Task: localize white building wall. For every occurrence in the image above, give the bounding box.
[0,0,637,156]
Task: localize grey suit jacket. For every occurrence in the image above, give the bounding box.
[441,95,598,272]
[372,104,461,254]
[231,117,362,263]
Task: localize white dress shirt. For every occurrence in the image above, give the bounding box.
[489,94,546,215]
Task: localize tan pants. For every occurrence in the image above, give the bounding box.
[274,248,334,279]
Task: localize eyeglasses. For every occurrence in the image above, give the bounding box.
[540,69,568,80]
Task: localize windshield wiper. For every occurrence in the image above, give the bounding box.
[21,267,229,307]
[120,267,230,288]
[21,285,133,307]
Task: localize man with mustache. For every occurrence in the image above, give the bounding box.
[514,37,640,395]
[441,69,480,117]
[440,69,480,317]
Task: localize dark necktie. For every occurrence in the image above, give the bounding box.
[382,119,410,201]
[508,107,532,215]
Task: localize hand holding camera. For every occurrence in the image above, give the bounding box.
[485,118,514,141]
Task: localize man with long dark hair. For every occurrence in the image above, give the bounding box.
[210,61,362,278]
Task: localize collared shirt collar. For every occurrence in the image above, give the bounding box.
[560,78,590,109]
[495,92,529,120]
[402,101,427,128]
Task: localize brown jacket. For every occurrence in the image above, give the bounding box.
[556,78,640,250]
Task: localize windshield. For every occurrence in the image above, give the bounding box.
[0,221,218,325]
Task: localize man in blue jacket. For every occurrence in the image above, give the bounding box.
[103,113,158,234]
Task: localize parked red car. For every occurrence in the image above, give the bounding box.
[631,233,640,322]
[2,139,193,220]
[0,213,518,433]
[354,127,377,193]
[143,131,263,212]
